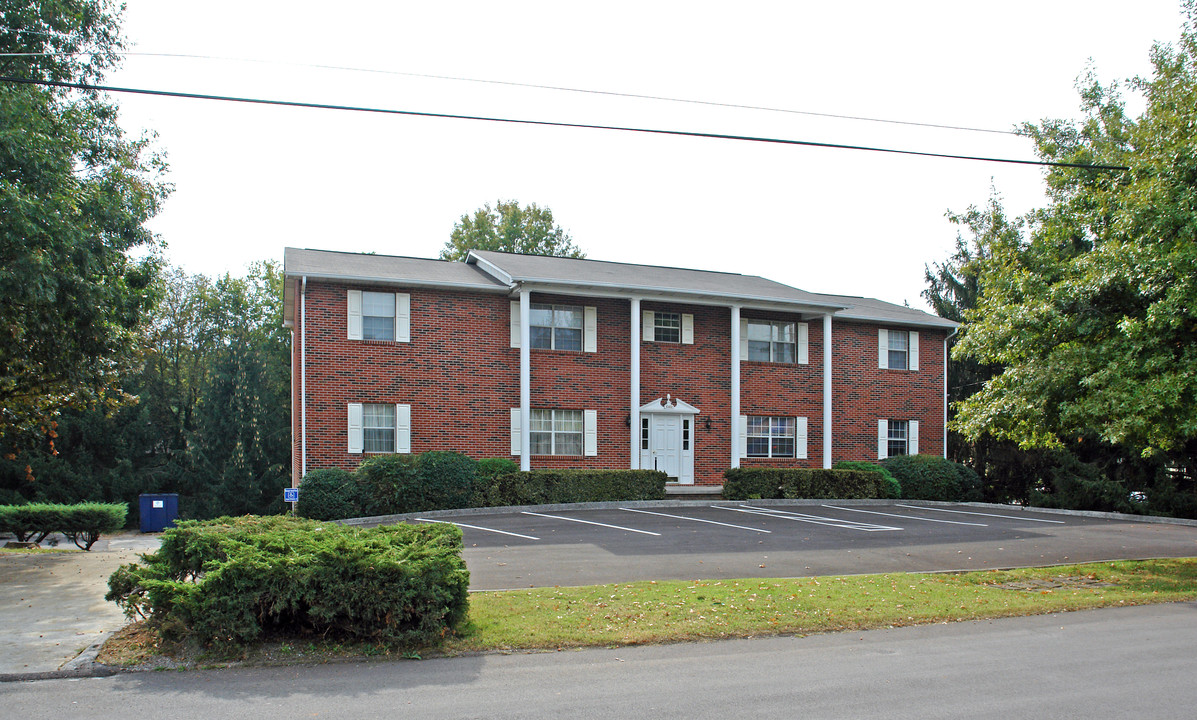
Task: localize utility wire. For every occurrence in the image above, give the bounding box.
[2,50,1020,136]
[0,75,1130,171]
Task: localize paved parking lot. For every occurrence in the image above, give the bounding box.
[389,502,1197,590]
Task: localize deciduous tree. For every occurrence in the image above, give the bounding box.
[440,200,584,261]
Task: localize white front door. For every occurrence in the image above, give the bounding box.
[640,413,696,484]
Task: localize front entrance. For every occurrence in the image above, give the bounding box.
[639,397,698,484]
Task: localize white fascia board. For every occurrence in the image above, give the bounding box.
[833,312,959,330]
[510,282,847,314]
[465,252,515,284]
[285,271,513,294]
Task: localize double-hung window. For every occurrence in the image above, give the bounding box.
[363,404,396,452]
[653,312,681,343]
[887,330,909,370]
[530,304,583,351]
[746,320,796,363]
[362,292,396,341]
[746,416,796,458]
[530,409,584,455]
[887,420,909,457]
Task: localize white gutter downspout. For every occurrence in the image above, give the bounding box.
[944,326,958,459]
[519,287,531,469]
[823,313,833,469]
[730,305,741,469]
[630,297,641,469]
[300,276,308,479]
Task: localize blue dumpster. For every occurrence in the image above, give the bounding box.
[139,493,179,533]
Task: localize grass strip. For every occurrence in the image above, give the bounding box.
[98,558,1197,667]
[444,558,1197,652]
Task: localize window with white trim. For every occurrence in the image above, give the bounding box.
[530,304,583,351]
[887,420,909,457]
[746,416,795,458]
[746,320,796,363]
[364,404,396,453]
[887,330,909,370]
[361,292,396,341]
[653,312,681,343]
[530,409,584,455]
[641,417,649,450]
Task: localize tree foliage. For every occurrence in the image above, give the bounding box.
[0,0,169,452]
[0,263,290,520]
[439,200,584,261]
[953,5,1197,465]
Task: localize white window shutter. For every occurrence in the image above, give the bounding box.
[396,293,411,343]
[878,328,888,369]
[348,403,364,454]
[795,416,808,459]
[395,404,411,454]
[909,330,919,371]
[347,290,363,340]
[797,322,809,364]
[584,409,598,456]
[737,415,748,459]
[681,314,694,344]
[510,408,521,455]
[739,318,749,360]
[642,310,655,342]
[510,301,521,348]
[878,419,889,460]
[909,420,919,456]
[584,306,597,353]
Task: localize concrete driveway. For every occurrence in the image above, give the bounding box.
[0,532,161,678]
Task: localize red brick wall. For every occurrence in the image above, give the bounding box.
[639,302,731,485]
[831,322,947,462]
[292,281,947,484]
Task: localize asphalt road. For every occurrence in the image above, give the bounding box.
[4,603,1195,718]
[405,502,1197,589]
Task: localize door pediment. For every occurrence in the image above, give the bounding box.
[639,396,700,415]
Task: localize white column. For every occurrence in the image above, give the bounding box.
[630,297,641,469]
[519,288,531,470]
[823,313,833,469]
[730,304,741,469]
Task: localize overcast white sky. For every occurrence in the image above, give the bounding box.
[109,1,1184,310]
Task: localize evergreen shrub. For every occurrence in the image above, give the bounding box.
[722,468,887,500]
[0,502,126,549]
[296,469,359,521]
[834,461,902,499]
[105,515,469,651]
[474,470,668,506]
[882,454,982,502]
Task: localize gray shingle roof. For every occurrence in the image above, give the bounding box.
[282,247,956,329]
[469,250,846,310]
[284,248,509,290]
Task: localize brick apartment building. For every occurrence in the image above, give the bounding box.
[283,248,957,490]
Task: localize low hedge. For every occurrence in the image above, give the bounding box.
[722,468,889,500]
[295,468,359,521]
[0,502,127,550]
[833,461,902,499]
[473,469,669,507]
[105,515,469,651]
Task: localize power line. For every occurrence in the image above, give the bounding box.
[2,50,1021,136]
[0,75,1130,171]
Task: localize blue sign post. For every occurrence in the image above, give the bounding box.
[284,487,299,514]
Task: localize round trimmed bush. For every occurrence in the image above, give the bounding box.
[883,454,976,502]
[296,468,358,520]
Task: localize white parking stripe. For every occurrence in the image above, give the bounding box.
[521,511,662,536]
[895,504,1066,524]
[822,504,988,526]
[714,505,902,532]
[415,518,540,540]
[620,507,772,533]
